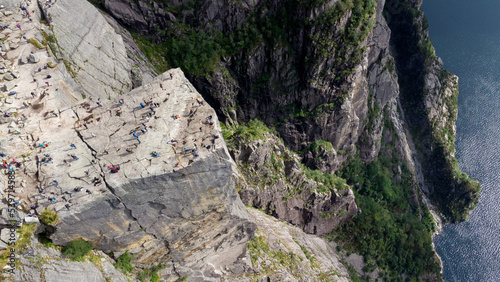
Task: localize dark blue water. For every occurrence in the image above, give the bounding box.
[421,0,500,281]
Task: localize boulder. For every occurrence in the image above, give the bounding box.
[19,56,28,64]
[1,228,19,244]
[28,53,39,63]
[3,73,14,81]
[9,42,18,49]
[11,70,20,78]
[24,217,39,224]
[0,34,5,40]
[1,42,9,52]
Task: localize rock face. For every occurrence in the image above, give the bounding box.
[239,208,351,281]
[0,3,256,279]
[103,0,479,221]
[385,0,480,222]
[104,0,168,34]
[101,0,399,175]
[228,131,359,236]
[38,0,134,99]
[29,70,256,281]
[11,237,128,282]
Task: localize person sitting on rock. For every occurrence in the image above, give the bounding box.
[151,151,159,157]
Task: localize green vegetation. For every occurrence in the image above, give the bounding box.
[248,235,271,263]
[221,119,277,143]
[39,209,58,225]
[344,261,363,282]
[247,235,301,275]
[365,92,380,133]
[114,251,133,274]
[303,140,333,152]
[130,32,169,74]
[63,240,94,261]
[38,234,62,250]
[384,0,480,222]
[310,0,376,82]
[28,38,44,49]
[296,242,315,266]
[0,224,37,269]
[300,163,348,193]
[334,116,441,279]
[137,264,164,282]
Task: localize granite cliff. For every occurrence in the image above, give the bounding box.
[0,0,480,281]
[97,0,480,279]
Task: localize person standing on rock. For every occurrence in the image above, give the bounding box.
[132,132,137,138]
[70,144,76,149]
[91,132,96,138]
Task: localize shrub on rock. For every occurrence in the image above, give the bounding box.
[39,209,58,225]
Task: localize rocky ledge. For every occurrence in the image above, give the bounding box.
[0,1,255,280]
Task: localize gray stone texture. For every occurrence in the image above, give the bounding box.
[39,0,133,99]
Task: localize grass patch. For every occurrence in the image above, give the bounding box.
[297,242,315,266]
[63,240,94,261]
[137,264,165,282]
[39,209,58,225]
[114,251,133,274]
[28,38,44,49]
[0,224,37,269]
[300,163,348,193]
[221,119,278,144]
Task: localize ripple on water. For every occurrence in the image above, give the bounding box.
[422,0,500,280]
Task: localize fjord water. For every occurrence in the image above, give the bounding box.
[421,0,500,281]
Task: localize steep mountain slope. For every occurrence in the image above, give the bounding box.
[0,0,481,281]
[97,0,480,279]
